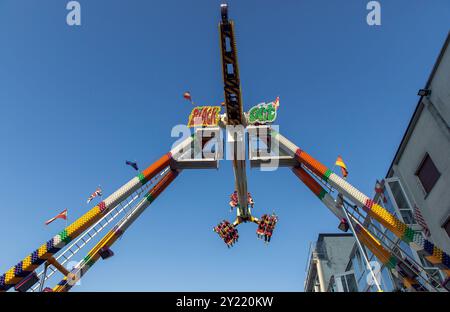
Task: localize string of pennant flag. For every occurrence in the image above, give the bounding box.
[45,161,142,226]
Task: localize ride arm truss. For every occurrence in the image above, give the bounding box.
[249,125,449,291]
[219,4,249,218]
[52,169,179,292]
[271,129,450,274]
[292,166,429,291]
[0,134,199,292]
[31,169,168,292]
[219,4,244,126]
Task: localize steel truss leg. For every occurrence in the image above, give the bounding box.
[272,130,450,272]
[0,135,194,292]
[52,169,179,292]
[292,165,427,291]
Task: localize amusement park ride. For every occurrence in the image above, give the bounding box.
[1,4,450,292]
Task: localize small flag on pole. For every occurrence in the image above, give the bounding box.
[125,160,139,171]
[272,96,280,110]
[45,209,68,226]
[335,155,348,178]
[87,187,102,204]
[375,180,388,203]
[183,91,193,103]
[375,180,383,194]
[413,205,430,237]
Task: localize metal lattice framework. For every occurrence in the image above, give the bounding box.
[0,4,448,292]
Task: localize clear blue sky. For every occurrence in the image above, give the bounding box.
[0,0,449,291]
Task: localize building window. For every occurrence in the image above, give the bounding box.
[416,153,440,194]
[443,217,450,238]
[418,252,445,290]
[386,179,416,225]
[333,272,358,292]
[344,273,358,292]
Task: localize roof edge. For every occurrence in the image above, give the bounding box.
[386,31,450,177]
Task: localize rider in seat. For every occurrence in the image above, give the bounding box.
[247,192,254,208]
[229,191,238,211]
[256,214,267,239]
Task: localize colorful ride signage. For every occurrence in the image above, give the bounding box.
[188,106,221,128]
[248,97,280,125]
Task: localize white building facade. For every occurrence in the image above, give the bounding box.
[306,32,450,292]
[387,32,450,256]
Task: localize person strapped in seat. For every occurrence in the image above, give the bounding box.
[213,220,239,247]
